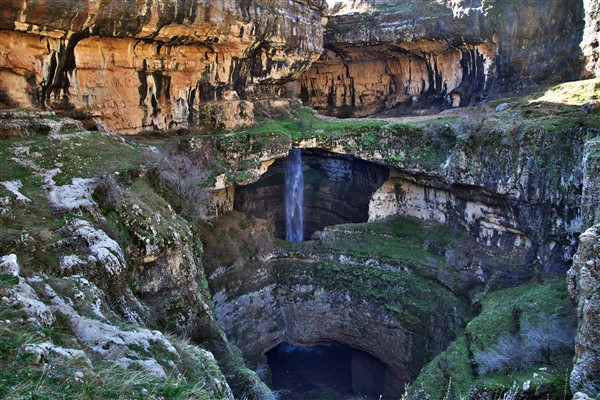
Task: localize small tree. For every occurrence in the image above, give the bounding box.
[521,314,575,364]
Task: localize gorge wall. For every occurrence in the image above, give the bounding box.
[0,0,324,132]
[200,211,473,398]
[192,106,596,397]
[295,0,587,116]
[234,148,389,239]
[1,0,599,130]
[209,116,589,275]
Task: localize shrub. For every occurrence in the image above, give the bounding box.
[474,314,575,375]
[521,314,575,364]
[94,174,124,212]
[145,145,212,222]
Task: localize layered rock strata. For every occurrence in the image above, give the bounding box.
[568,224,600,398]
[296,0,585,116]
[0,0,324,132]
[210,121,587,273]
[234,148,390,238]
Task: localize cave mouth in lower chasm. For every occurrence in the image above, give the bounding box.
[266,342,394,400]
[234,148,390,240]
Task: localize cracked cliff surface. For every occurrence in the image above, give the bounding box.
[0,0,324,132]
[0,74,598,398]
[296,0,587,117]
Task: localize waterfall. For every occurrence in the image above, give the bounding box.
[285,148,304,242]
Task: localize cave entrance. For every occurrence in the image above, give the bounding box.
[234,149,389,240]
[266,342,393,400]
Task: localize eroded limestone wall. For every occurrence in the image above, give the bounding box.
[369,175,532,251]
[297,0,585,116]
[0,0,324,132]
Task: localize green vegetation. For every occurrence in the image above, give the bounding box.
[0,274,229,400]
[273,218,468,336]
[317,219,455,268]
[409,278,575,399]
[274,259,461,329]
[482,0,518,15]
[218,107,388,145]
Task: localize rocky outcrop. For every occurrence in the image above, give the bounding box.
[582,0,600,77]
[296,0,584,116]
[0,255,234,399]
[568,225,600,398]
[234,148,389,238]
[0,0,324,132]
[201,212,473,398]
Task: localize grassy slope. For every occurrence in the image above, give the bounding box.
[409,278,575,399]
[0,123,232,399]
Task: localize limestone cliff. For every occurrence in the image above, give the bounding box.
[296,0,585,117]
[0,0,324,132]
[211,103,593,274]
[568,224,600,398]
[582,0,600,77]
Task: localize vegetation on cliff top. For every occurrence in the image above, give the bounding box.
[0,77,597,399]
[409,278,576,400]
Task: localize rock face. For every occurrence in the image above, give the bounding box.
[0,0,324,132]
[201,212,472,398]
[582,140,600,230]
[568,225,600,398]
[582,0,600,77]
[234,148,389,238]
[295,0,585,116]
[218,120,588,274]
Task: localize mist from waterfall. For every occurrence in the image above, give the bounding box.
[285,148,304,242]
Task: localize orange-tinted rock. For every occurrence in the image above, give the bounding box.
[298,0,585,117]
[0,0,325,132]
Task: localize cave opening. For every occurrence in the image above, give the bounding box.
[266,342,393,400]
[234,149,390,240]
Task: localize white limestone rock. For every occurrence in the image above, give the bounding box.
[0,254,20,277]
[59,219,126,276]
[0,180,31,203]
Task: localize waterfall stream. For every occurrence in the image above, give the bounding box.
[285,148,304,242]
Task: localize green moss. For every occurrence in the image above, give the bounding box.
[410,336,473,400]
[317,219,456,268]
[273,256,464,333]
[409,278,575,399]
[467,278,574,350]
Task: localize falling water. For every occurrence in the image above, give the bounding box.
[285,148,304,242]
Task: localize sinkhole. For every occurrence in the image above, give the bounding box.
[266,342,395,399]
[234,149,390,240]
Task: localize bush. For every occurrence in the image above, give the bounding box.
[521,314,575,364]
[145,145,212,222]
[94,174,124,212]
[474,314,575,375]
